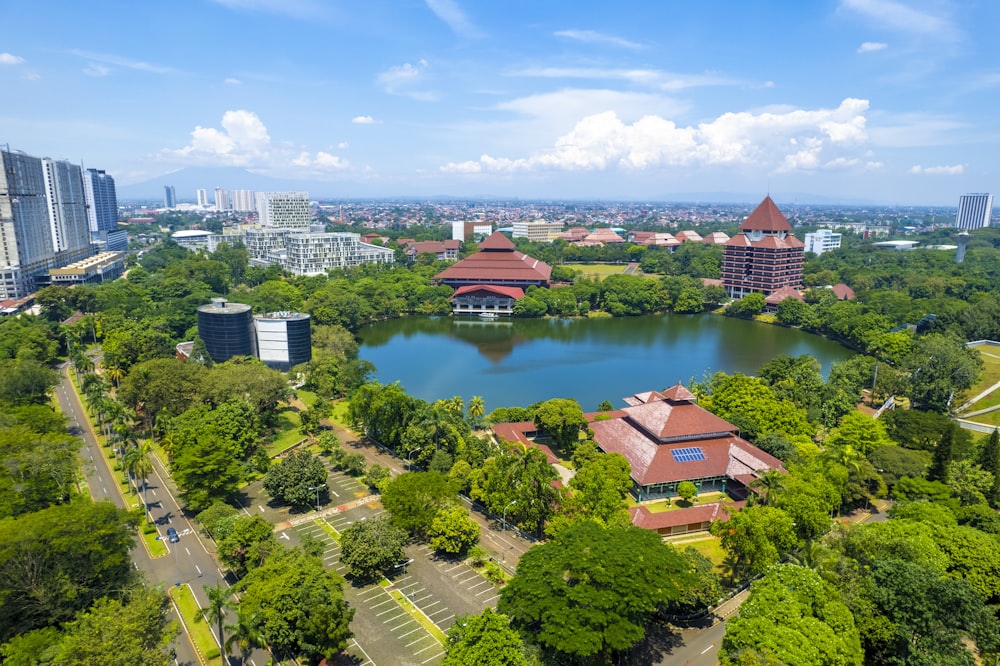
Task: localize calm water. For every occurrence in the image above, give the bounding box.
[357,315,854,412]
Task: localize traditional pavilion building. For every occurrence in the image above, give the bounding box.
[721,196,804,299]
[434,231,551,315]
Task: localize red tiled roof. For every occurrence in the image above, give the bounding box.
[661,383,697,402]
[701,278,723,287]
[478,231,515,250]
[433,244,552,284]
[675,230,703,242]
[740,196,792,232]
[832,283,855,300]
[452,285,525,299]
[492,421,559,464]
[409,241,447,254]
[702,231,730,245]
[584,228,625,243]
[764,286,804,304]
[621,399,736,442]
[444,239,461,250]
[628,501,743,530]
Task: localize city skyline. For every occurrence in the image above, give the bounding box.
[2,1,998,204]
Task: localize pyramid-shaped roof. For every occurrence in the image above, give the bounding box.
[478,231,516,251]
[740,196,792,233]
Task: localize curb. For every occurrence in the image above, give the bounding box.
[168,584,208,666]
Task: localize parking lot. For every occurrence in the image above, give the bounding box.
[242,457,374,525]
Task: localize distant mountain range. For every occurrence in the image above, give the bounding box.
[116,166,910,208]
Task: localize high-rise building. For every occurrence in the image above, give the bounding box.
[83,169,118,233]
[721,196,804,299]
[196,189,209,207]
[213,187,231,211]
[256,191,310,228]
[803,229,842,255]
[164,185,176,209]
[232,189,256,213]
[955,193,993,231]
[0,148,95,299]
[282,232,395,275]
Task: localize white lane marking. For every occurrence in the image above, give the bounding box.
[702,645,714,655]
[185,547,191,556]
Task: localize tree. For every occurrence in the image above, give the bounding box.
[238,549,354,662]
[677,480,698,503]
[532,398,586,454]
[225,609,265,665]
[726,292,765,317]
[0,359,59,407]
[429,505,481,556]
[47,588,177,666]
[381,471,456,537]
[721,565,863,666]
[712,505,799,579]
[443,608,527,666]
[499,521,692,660]
[0,501,137,642]
[0,426,78,518]
[263,450,328,510]
[564,452,633,527]
[217,515,278,578]
[201,583,233,663]
[470,446,560,537]
[827,411,895,456]
[171,430,244,512]
[928,421,958,482]
[901,333,983,412]
[467,395,486,428]
[340,515,409,581]
[365,463,392,492]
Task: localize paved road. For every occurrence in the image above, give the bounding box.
[58,364,266,666]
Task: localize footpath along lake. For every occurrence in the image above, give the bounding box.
[357,314,854,412]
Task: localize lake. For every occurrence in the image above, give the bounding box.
[357,314,854,412]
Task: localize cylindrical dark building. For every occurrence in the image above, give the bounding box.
[254,312,312,371]
[197,298,255,364]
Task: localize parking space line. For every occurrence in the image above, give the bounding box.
[414,643,443,655]
[389,617,416,631]
[421,650,446,662]
[443,563,464,572]
[476,586,499,597]
[398,626,424,639]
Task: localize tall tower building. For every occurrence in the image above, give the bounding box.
[255,191,310,228]
[164,185,176,209]
[955,193,993,231]
[231,189,256,213]
[214,187,231,211]
[83,168,125,253]
[196,188,208,207]
[0,149,95,299]
[721,196,804,299]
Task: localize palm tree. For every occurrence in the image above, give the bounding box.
[104,365,125,388]
[201,583,234,662]
[125,441,155,525]
[225,609,265,665]
[468,395,485,429]
[749,469,784,506]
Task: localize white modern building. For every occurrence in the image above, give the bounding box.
[196,189,209,207]
[231,189,256,213]
[254,311,312,371]
[512,219,564,243]
[256,191,310,228]
[214,187,232,211]
[803,229,842,255]
[452,220,494,241]
[282,232,395,275]
[955,193,993,231]
[164,185,176,209]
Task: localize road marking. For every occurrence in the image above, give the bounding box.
[331,490,339,497]
[185,547,191,556]
[195,565,202,575]
[258,505,265,513]
[702,645,714,654]
[279,532,290,540]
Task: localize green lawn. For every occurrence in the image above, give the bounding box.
[564,263,630,281]
[168,584,223,665]
[140,523,169,558]
[641,492,726,514]
[297,389,319,408]
[679,536,728,574]
[389,589,447,643]
[963,347,1000,412]
[330,399,351,427]
[266,405,307,456]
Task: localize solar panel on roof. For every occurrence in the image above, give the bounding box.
[670,447,706,463]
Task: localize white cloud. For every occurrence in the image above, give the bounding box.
[442,98,873,175]
[69,49,176,74]
[352,115,379,124]
[869,113,965,147]
[511,66,739,91]
[293,150,350,169]
[909,164,964,175]
[377,60,435,100]
[224,77,242,85]
[425,0,482,38]
[212,0,331,20]
[858,41,888,53]
[840,0,959,40]
[337,141,349,149]
[554,29,643,50]
[83,63,111,77]
[164,110,271,166]
[0,53,25,65]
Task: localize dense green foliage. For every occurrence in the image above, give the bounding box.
[443,608,527,666]
[339,515,409,581]
[263,450,328,510]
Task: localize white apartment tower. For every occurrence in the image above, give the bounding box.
[256,191,310,228]
[955,193,993,231]
[804,229,842,255]
[42,158,90,257]
[196,189,209,207]
[214,187,232,211]
[231,189,256,213]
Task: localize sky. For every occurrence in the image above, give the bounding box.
[1,0,998,204]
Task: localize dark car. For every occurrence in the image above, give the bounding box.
[167,527,179,543]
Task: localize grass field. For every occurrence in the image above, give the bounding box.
[640,492,727,514]
[564,263,631,281]
[330,399,351,427]
[266,405,307,455]
[168,584,223,666]
[679,536,728,574]
[962,347,1000,413]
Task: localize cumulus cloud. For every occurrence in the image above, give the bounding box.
[442,98,872,175]
[909,164,964,175]
[352,115,379,124]
[377,59,435,100]
[163,110,354,177]
[337,141,349,149]
[425,0,482,38]
[0,53,25,65]
[858,41,888,53]
[164,110,271,166]
[224,77,242,85]
[554,29,643,50]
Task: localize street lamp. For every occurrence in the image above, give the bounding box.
[394,558,415,599]
[407,448,419,471]
[308,484,325,511]
[502,499,517,532]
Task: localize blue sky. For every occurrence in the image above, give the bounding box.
[1,0,998,204]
